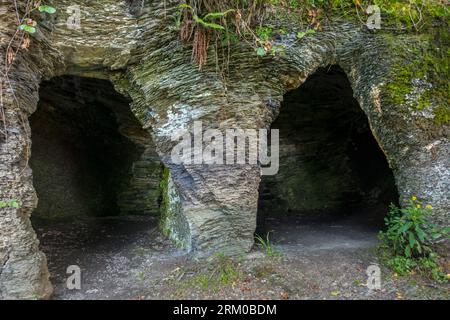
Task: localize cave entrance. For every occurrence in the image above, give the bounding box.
[257,66,399,250]
[30,76,164,298]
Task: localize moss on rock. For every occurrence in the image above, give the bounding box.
[158,166,191,249]
[381,30,449,124]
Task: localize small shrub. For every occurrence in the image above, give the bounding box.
[379,196,449,283]
[379,197,449,258]
[185,252,243,292]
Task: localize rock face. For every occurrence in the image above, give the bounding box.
[0,1,448,299]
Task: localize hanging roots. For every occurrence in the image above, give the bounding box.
[178,0,264,69]
[192,27,210,69]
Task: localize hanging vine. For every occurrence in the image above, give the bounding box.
[0,1,56,143]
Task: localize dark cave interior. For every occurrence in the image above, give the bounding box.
[29,76,161,220]
[257,65,399,235]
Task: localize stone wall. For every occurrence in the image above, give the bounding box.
[0,1,448,299]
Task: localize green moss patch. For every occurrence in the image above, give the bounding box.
[381,31,449,124]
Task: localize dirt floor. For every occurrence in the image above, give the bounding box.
[32,213,449,300]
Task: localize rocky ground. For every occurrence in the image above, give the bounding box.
[32,214,449,300]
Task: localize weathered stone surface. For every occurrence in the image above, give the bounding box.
[0,0,448,299]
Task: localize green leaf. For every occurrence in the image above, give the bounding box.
[296,31,306,39]
[178,4,194,11]
[38,5,56,14]
[193,16,225,30]
[204,9,235,21]
[256,47,266,57]
[399,221,412,233]
[0,201,6,208]
[19,24,36,33]
[416,242,422,254]
[10,201,19,209]
[415,227,426,242]
[404,245,411,257]
[297,29,315,40]
[408,232,416,248]
[222,31,239,45]
[330,290,340,296]
[441,227,450,235]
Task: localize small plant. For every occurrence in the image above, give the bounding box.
[296,28,316,39]
[254,26,286,57]
[178,4,235,31]
[380,247,448,283]
[213,252,242,286]
[379,197,449,258]
[183,252,243,292]
[379,196,449,283]
[19,4,57,34]
[0,199,20,209]
[137,271,146,281]
[177,3,236,67]
[255,231,279,257]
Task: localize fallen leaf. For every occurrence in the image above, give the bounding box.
[280,292,289,300]
[7,48,14,65]
[330,290,340,297]
[21,36,31,50]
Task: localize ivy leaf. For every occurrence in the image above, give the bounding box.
[38,5,56,14]
[0,201,6,209]
[256,47,266,57]
[19,24,36,33]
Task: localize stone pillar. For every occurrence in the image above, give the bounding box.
[161,163,261,254]
[0,83,52,299]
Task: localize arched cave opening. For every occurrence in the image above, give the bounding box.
[29,76,163,297]
[257,66,399,249]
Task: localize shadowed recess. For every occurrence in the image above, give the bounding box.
[258,65,399,233]
[30,76,162,219]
